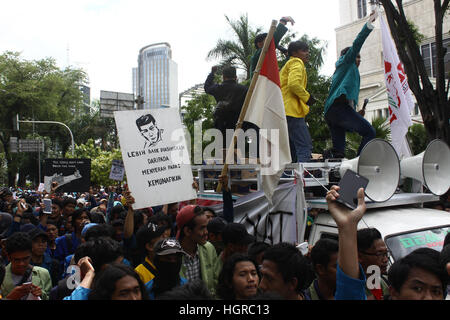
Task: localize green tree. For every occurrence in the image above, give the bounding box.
[0,153,7,186]
[181,93,216,162]
[208,14,301,81]
[207,14,263,80]
[0,51,87,186]
[407,123,428,155]
[298,34,332,155]
[379,0,449,144]
[346,117,391,159]
[69,100,118,151]
[206,15,332,156]
[65,139,123,187]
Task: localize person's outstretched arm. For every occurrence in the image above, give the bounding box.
[339,11,378,66]
[204,66,219,95]
[63,257,95,300]
[326,185,367,299]
[123,188,135,240]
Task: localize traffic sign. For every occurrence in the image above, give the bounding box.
[10,138,44,153]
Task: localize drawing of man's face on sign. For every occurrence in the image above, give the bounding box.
[136,114,164,148]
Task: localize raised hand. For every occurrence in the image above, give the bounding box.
[326,185,366,228]
[78,256,95,278]
[218,174,230,192]
[123,188,135,206]
[368,10,378,23]
[281,16,295,25]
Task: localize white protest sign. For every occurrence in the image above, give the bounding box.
[114,109,197,209]
[38,183,45,193]
[109,160,125,181]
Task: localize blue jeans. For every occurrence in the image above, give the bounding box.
[325,101,376,156]
[287,116,312,163]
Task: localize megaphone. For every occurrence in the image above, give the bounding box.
[400,139,450,196]
[339,139,400,202]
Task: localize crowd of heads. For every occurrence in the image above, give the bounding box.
[0,184,449,301]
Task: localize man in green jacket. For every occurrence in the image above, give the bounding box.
[1,232,52,300]
[250,16,295,80]
[323,11,378,158]
[176,205,218,296]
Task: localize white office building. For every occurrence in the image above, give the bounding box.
[133,43,178,110]
[336,0,450,123]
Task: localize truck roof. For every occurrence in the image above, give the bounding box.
[314,207,450,239]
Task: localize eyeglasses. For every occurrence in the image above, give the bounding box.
[360,251,390,259]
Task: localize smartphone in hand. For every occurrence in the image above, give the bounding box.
[336,170,369,210]
[43,198,52,214]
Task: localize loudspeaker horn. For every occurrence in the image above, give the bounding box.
[339,139,400,202]
[400,139,450,196]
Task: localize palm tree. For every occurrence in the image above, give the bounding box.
[207,14,262,80]
[346,117,391,159]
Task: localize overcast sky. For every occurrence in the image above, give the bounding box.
[0,0,340,101]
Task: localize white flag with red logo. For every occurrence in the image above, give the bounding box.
[244,38,292,203]
[380,15,414,159]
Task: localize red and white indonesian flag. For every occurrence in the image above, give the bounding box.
[244,38,292,203]
[380,15,414,159]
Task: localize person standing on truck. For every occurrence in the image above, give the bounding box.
[250,16,295,80]
[204,65,248,148]
[357,228,390,300]
[280,40,316,163]
[323,11,378,159]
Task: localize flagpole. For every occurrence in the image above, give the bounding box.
[216,19,278,193]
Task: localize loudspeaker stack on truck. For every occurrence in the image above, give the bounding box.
[192,139,450,264]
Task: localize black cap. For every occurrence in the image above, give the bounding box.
[154,238,187,256]
[207,217,227,234]
[222,223,255,245]
[136,223,166,249]
[27,226,49,242]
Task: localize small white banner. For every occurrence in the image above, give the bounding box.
[114,109,196,209]
[38,183,45,193]
[109,160,125,181]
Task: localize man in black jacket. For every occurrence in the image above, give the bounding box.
[204,66,248,148]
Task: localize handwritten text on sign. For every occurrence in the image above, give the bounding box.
[114,109,196,209]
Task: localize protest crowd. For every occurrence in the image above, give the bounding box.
[0,12,449,302]
[0,176,448,301]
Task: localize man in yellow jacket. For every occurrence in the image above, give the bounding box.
[280,41,316,163]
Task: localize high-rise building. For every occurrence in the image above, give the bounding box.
[336,0,450,123]
[133,43,178,110]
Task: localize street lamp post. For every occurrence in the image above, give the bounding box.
[16,117,75,156]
